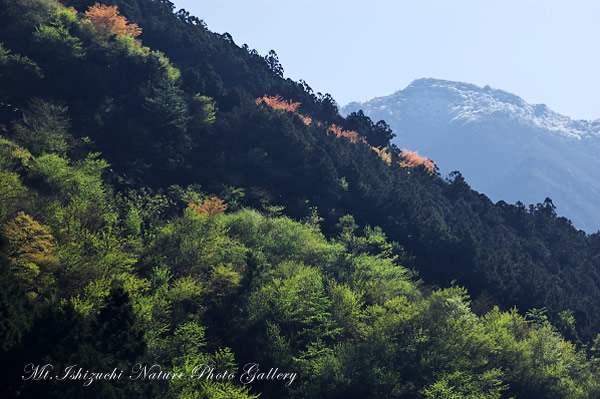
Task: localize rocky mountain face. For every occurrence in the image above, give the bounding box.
[343,78,600,232]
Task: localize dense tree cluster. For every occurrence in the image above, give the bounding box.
[1,0,600,397]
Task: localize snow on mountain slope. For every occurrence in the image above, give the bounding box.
[342,78,600,232]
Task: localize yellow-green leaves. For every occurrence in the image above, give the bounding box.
[2,211,58,300]
[191,94,217,125]
[33,7,85,60]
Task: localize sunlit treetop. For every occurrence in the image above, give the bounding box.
[400,149,435,173]
[328,123,363,144]
[256,95,311,125]
[188,196,228,217]
[84,3,142,38]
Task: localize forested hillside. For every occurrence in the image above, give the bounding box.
[2,1,600,397]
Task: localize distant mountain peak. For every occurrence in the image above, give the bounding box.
[342,78,600,232]
[348,78,600,140]
[407,77,486,93]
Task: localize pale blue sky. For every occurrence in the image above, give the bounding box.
[173,0,600,120]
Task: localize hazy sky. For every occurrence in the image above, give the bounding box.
[173,0,600,120]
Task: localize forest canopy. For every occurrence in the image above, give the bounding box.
[1,0,600,398]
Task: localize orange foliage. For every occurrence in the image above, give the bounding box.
[256,95,370,143]
[256,95,300,113]
[328,124,363,144]
[297,114,312,126]
[400,149,435,173]
[85,3,142,37]
[188,196,227,217]
[256,95,312,125]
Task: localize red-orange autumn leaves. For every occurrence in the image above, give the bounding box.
[85,3,142,38]
[256,95,361,142]
[327,124,362,144]
[400,149,435,173]
[188,197,228,217]
[256,95,312,125]
[256,95,300,113]
[257,94,435,173]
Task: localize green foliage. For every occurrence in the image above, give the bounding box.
[116,188,173,242]
[345,110,395,148]
[422,369,506,399]
[28,152,110,233]
[12,98,70,156]
[0,43,43,103]
[0,171,26,223]
[113,32,150,58]
[143,65,188,130]
[526,307,550,328]
[0,253,33,352]
[223,209,342,272]
[0,137,32,171]
[248,261,340,350]
[328,281,363,339]
[191,94,217,125]
[145,206,247,304]
[153,50,181,82]
[1,1,600,398]
[350,254,417,305]
[0,137,31,225]
[0,43,41,77]
[1,211,58,300]
[32,7,85,60]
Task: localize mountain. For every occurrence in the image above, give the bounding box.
[3,1,600,397]
[342,78,600,232]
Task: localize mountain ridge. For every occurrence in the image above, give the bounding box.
[347,78,600,139]
[3,2,600,396]
[343,78,600,232]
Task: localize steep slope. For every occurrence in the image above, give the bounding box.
[3,2,600,397]
[343,78,600,232]
[3,0,600,345]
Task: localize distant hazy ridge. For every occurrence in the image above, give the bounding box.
[343,78,600,232]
